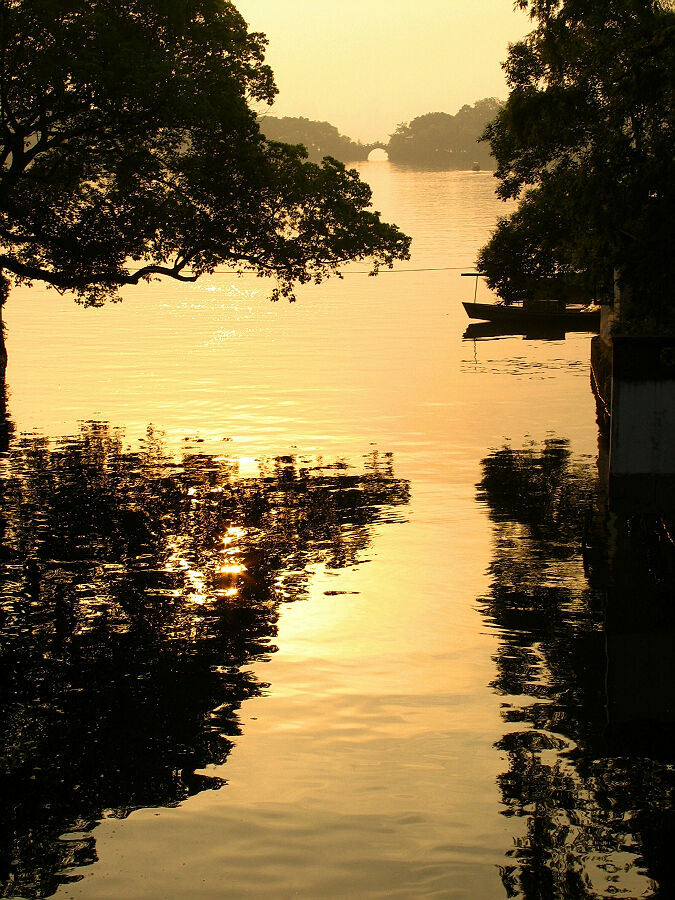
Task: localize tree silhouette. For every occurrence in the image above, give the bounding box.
[0,0,411,365]
[478,0,675,326]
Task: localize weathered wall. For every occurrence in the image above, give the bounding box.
[609,336,675,512]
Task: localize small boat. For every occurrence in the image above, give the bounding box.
[460,271,601,331]
[462,300,601,329]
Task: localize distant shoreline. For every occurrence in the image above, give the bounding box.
[259,101,500,169]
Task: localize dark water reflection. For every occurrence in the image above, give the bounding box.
[0,422,409,898]
[478,439,675,899]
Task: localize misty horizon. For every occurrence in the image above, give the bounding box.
[257,97,505,148]
[235,0,530,143]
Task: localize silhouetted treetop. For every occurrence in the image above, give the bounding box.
[0,1,410,308]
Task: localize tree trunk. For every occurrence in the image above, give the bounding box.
[0,273,13,451]
[0,272,8,372]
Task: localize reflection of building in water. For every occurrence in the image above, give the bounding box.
[0,422,409,899]
[477,438,675,899]
[588,437,675,758]
[601,514,675,748]
[590,333,675,749]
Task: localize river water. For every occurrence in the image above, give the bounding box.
[1,163,672,899]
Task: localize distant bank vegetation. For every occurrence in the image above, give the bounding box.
[387,99,502,169]
[259,116,369,163]
[258,98,502,169]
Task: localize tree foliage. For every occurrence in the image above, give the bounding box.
[478,0,675,327]
[258,115,368,164]
[387,99,502,169]
[0,0,410,308]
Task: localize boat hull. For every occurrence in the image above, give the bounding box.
[462,300,600,330]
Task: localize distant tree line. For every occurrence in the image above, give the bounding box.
[387,99,502,169]
[258,98,502,169]
[259,116,370,163]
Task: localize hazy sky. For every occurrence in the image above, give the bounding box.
[235,1,532,143]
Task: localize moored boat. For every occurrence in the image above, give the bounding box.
[460,271,601,331]
[462,299,601,329]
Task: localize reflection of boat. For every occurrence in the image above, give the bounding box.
[463,320,567,341]
[463,300,601,331]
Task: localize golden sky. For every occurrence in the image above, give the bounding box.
[235,0,531,143]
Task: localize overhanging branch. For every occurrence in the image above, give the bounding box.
[0,255,200,290]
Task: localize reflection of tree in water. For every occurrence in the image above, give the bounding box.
[0,424,409,899]
[477,439,675,900]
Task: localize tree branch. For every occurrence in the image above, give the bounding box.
[0,254,200,289]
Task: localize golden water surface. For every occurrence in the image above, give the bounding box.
[2,164,664,900]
